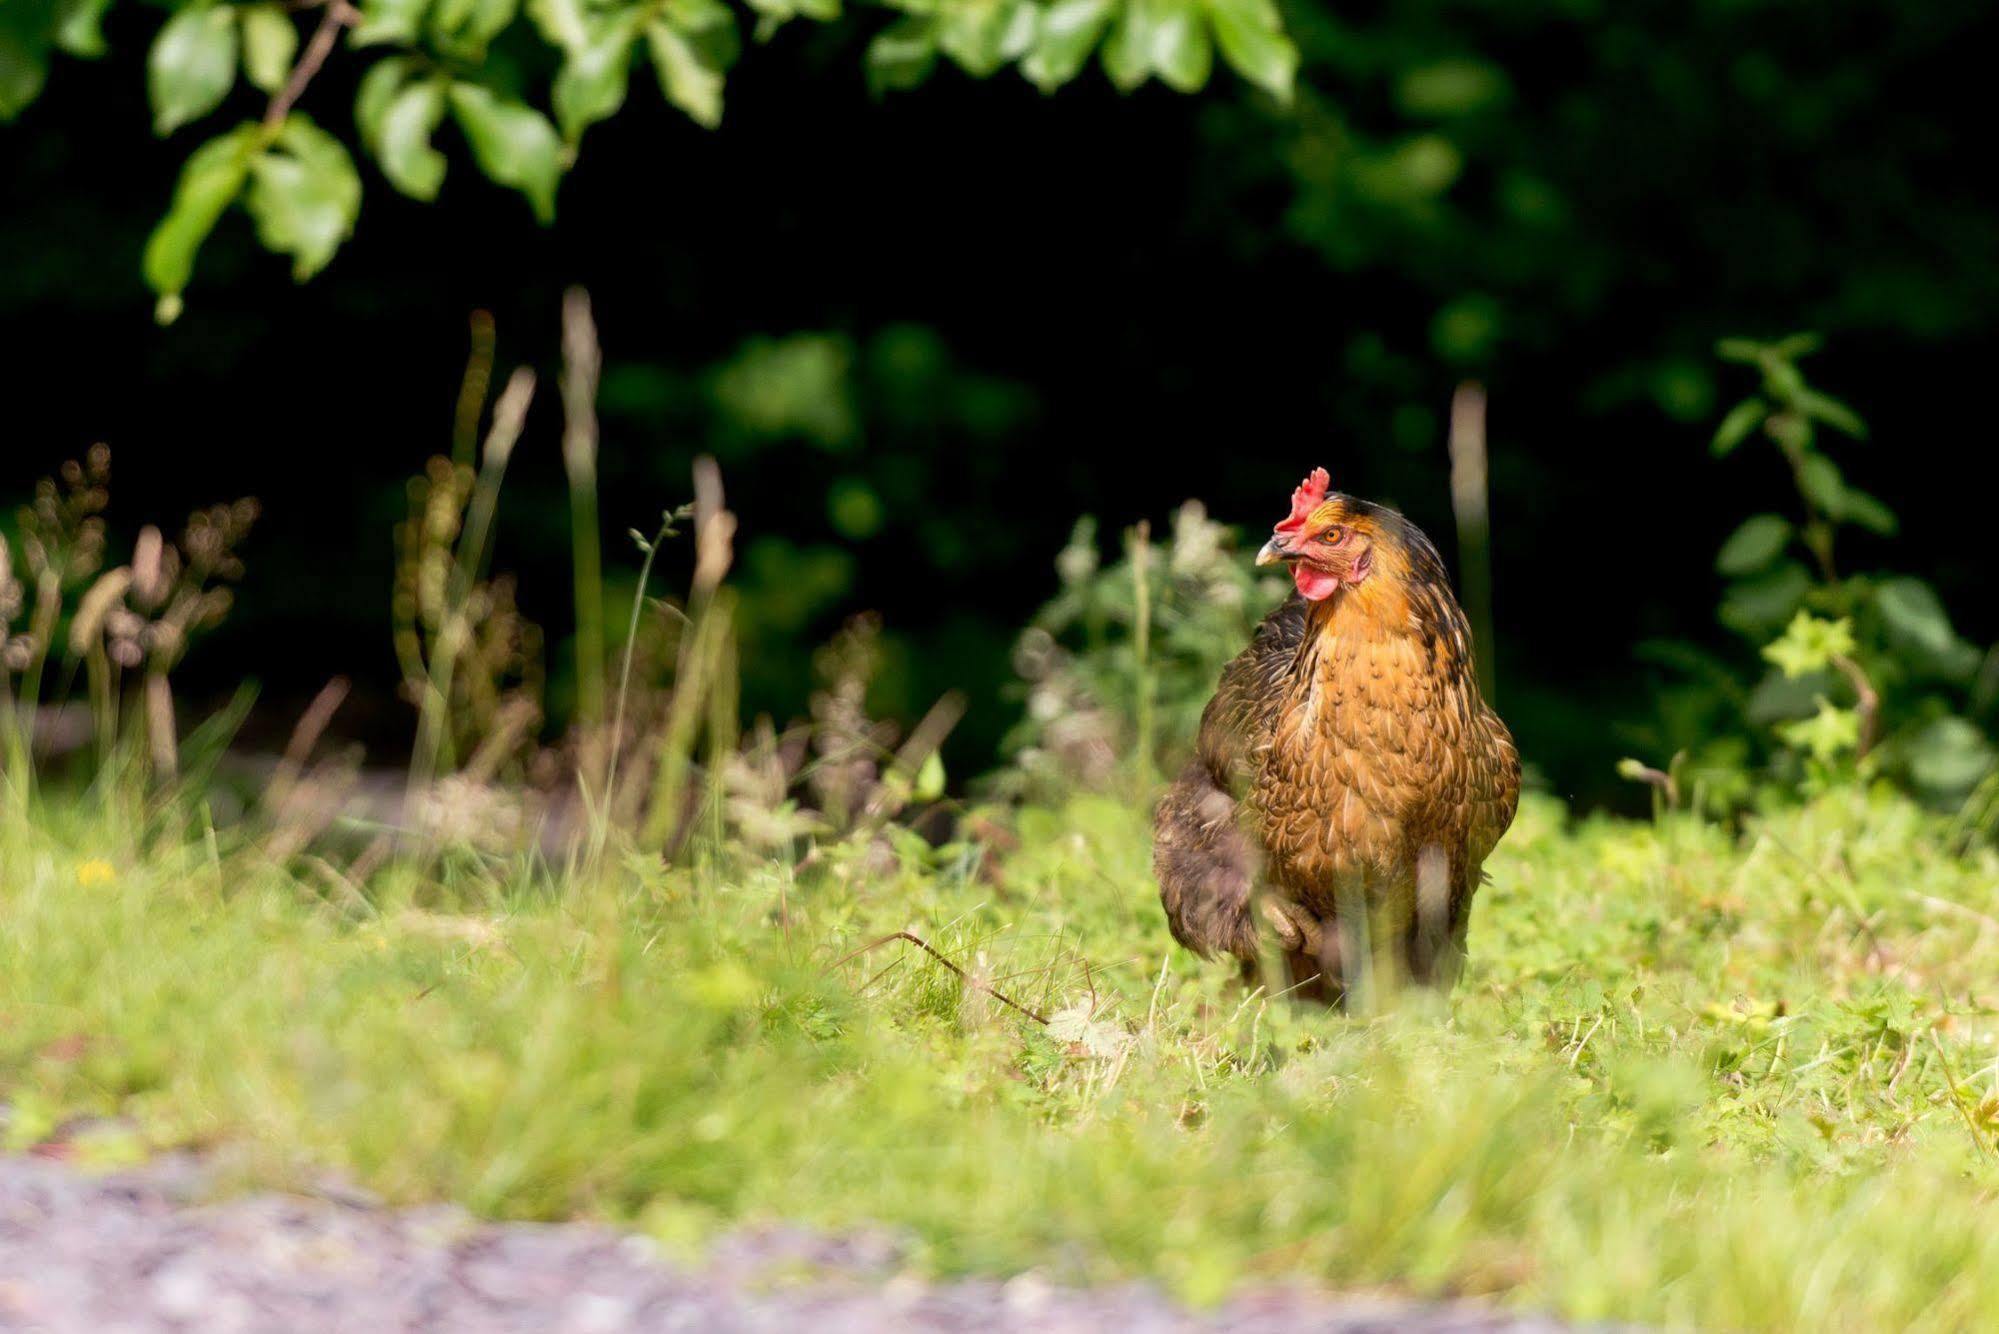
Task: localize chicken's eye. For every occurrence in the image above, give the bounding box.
[1320,525,1345,545]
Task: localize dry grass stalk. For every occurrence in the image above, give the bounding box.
[561,288,607,758]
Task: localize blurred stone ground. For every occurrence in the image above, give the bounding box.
[0,1155,1587,1333]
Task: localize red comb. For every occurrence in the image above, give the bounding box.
[1273,468,1331,535]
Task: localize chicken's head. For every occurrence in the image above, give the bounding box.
[1256,467,1378,602]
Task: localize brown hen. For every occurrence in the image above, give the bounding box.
[1152,469,1519,1003]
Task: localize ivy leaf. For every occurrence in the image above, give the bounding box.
[1776,697,1860,763]
[239,4,297,95]
[1045,1002,1127,1058]
[1204,0,1295,101]
[448,81,563,222]
[244,113,363,281]
[647,17,730,127]
[864,16,937,94]
[1710,397,1766,456]
[142,122,262,322]
[373,74,450,199]
[1022,0,1114,93]
[1715,514,1791,577]
[554,18,637,142]
[1762,612,1857,680]
[149,4,241,136]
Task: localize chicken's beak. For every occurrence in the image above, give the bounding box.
[1256,537,1288,567]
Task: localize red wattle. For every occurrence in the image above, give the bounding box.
[1293,565,1341,601]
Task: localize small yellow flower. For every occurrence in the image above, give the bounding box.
[76,859,116,887]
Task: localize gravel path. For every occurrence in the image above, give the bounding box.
[0,1156,1574,1332]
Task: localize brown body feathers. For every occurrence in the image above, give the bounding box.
[1152,487,1519,1002]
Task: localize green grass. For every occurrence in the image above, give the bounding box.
[4,785,1999,1329]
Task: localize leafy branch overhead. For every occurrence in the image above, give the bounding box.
[0,0,1298,320]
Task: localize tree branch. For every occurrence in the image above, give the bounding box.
[264,1,360,131]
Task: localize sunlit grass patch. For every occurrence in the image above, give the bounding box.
[3,787,1999,1329]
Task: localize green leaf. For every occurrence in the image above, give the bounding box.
[1100,0,1149,90]
[743,0,839,28]
[1719,561,1811,639]
[1395,59,1509,119]
[1838,485,1897,536]
[374,75,449,199]
[149,4,240,136]
[0,16,51,120]
[865,16,937,94]
[239,4,297,94]
[142,122,261,321]
[1745,666,1823,727]
[1149,0,1210,92]
[56,0,115,58]
[449,82,563,223]
[1874,578,1958,658]
[647,18,729,127]
[1709,398,1765,456]
[1796,386,1867,439]
[433,0,519,58]
[1903,716,1995,796]
[355,54,415,146]
[1203,0,1295,101]
[526,0,587,47]
[354,0,433,45]
[1795,452,1845,518]
[554,19,637,142]
[244,114,363,281]
[1792,450,1895,532]
[1022,0,1114,92]
[937,0,1017,79]
[1715,514,1791,577]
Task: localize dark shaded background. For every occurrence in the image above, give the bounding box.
[5,0,1996,805]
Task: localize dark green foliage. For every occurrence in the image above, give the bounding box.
[1630,336,1996,813]
[1,0,1297,315]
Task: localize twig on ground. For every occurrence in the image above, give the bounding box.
[828,930,1049,1024]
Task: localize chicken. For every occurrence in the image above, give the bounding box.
[1152,468,1518,1003]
